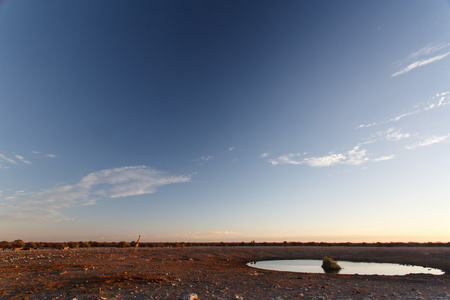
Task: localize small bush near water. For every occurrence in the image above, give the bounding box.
[321,256,342,273]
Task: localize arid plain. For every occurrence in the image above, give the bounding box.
[1,246,450,299]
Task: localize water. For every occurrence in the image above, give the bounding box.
[248,259,445,276]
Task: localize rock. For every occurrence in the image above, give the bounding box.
[181,293,199,300]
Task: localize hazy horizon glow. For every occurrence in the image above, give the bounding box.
[1,0,450,243]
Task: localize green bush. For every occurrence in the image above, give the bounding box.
[321,256,341,273]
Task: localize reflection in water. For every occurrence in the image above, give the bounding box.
[323,267,340,274]
[248,259,445,276]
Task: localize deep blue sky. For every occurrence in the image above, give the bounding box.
[1,0,450,242]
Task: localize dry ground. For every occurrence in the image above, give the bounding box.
[1,246,449,299]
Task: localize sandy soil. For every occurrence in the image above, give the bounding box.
[1,246,449,299]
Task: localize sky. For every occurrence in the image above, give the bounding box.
[1,0,450,243]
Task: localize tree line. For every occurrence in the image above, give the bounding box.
[1,239,450,250]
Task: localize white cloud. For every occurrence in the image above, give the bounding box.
[276,153,304,165]
[392,51,450,77]
[32,151,57,158]
[358,92,450,130]
[390,109,421,122]
[303,153,346,167]
[406,134,450,150]
[425,92,450,111]
[345,146,369,165]
[228,147,235,152]
[14,154,32,164]
[269,146,369,168]
[270,90,450,170]
[0,153,17,165]
[260,152,269,158]
[373,155,396,162]
[385,128,410,141]
[408,43,450,59]
[1,151,58,168]
[199,155,213,161]
[356,122,377,129]
[1,166,191,222]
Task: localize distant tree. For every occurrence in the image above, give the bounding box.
[56,242,69,250]
[68,241,79,248]
[80,241,91,248]
[117,241,130,248]
[13,239,25,248]
[89,241,100,247]
[0,241,11,249]
[25,242,37,249]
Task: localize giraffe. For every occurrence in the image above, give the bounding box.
[134,235,141,251]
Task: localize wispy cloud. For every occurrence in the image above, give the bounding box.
[356,122,377,129]
[268,153,304,166]
[192,155,214,165]
[408,43,450,59]
[1,150,59,168]
[268,146,370,168]
[373,155,396,162]
[33,151,57,158]
[357,92,450,129]
[384,128,410,141]
[390,109,421,122]
[0,166,191,222]
[14,154,32,164]
[271,91,449,170]
[392,52,450,77]
[0,153,17,165]
[392,43,450,77]
[0,152,32,168]
[260,152,269,158]
[303,153,346,167]
[406,134,450,150]
[200,155,214,161]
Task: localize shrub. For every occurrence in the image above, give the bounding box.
[68,241,79,248]
[0,241,11,249]
[13,239,26,248]
[117,241,130,248]
[56,242,69,250]
[25,242,37,250]
[79,241,91,248]
[321,256,342,273]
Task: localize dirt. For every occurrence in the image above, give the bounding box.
[1,246,449,299]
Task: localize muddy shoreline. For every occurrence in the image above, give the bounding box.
[1,246,449,299]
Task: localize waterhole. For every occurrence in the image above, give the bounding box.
[248,259,444,275]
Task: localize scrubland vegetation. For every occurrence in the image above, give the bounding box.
[1,240,450,250]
